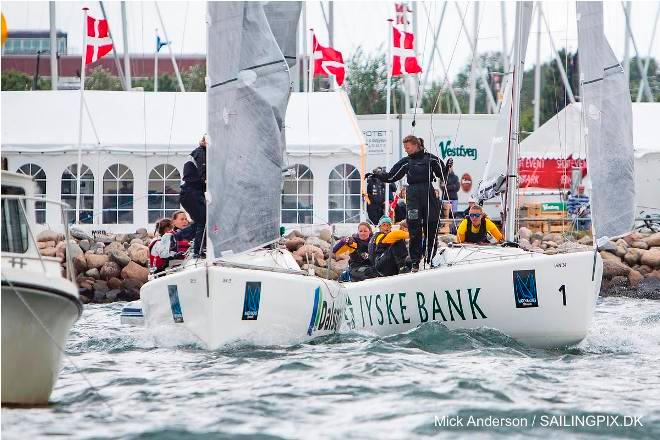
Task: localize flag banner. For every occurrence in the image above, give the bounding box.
[85,15,113,64]
[392,27,421,76]
[156,35,169,52]
[313,35,346,86]
[395,3,411,25]
[518,156,588,189]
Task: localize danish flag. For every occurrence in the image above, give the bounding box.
[395,3,412,25]
[391,27,422,76]
[313,35,346,86]
[85,15,113,65]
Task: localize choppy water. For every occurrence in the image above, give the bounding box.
[2,297,659,439]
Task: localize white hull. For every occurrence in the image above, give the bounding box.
[1,276,81,406]
[139,247,602,350]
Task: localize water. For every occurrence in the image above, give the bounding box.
[2,297,659,439]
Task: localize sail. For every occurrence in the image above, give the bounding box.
[264,2,301,68]
[577,2,635,239]
[207,2,300,258]
[477,2,534,201]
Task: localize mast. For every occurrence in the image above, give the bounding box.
[49,1,58,90]
[533,4,541,130]
[121,1,132,90]
[98,1,127,91]
[155,1,185,92]
[385,18,394,208]
[75,7,89,224]
[504,2,525,242]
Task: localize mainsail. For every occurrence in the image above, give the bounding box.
[576,1,635,239]
[477,2,533,202]
[207,2,301,258]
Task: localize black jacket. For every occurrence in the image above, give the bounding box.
[181,146,207,192]
[442,172,460,200]
[375,150,449,188]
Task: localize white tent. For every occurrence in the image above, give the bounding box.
[519,103,660,214]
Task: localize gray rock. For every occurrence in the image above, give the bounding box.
[37,230,60,243]
[130,238,144,246]
[115,234,131,243]
[135,227,148,237]
[95,235,115,245]
[108,277,123,290]
[542,233,564,244]
[518,238,532,250]
[85,268,100,279]
[106,289,121,302]
[518,227,532,241]
[100,261,122,281]
[93,290,106,303]
[127,243,149,266]
[80,294,91,304]
[69,226,94,241]
[79,239,91,252]
[318,229,333,243]
[531,232,544,242]
[597,240,617,253]
[545,241,557,248]
[104,241,125,256]
[578,235,593,245]
[110,250,131,267]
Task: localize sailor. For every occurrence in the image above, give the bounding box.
[171,210,193,256]
[456,205,503,244]
[332,222,378,281]
[364,168,397,225]
[462,196,478,218]
[368,216,410,276]
[365,135,452,272]
[179,134,207,258]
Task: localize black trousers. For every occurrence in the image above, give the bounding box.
[349,264,379,282]
[367,201,385,225]
[406,184,440,265]
[375,240,409,276]
[180,189,206,256]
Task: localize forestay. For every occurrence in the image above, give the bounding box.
[576,2,635,240]
[477,2,533,202]
[206,2,301,258]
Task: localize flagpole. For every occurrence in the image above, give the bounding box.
[308,28,314,93]
[75,7,89,225]
[154,28,159,92]
[385,18,393,209]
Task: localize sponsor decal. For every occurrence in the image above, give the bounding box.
[513,270,538,308]
[460,173,473,192]
[167,285,184,323]
[439,139,478,161]
[241,281,261,320]
[308,287,343,335]
[353,289,487,328]
[362,129,388,154]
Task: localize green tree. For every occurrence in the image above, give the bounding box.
[182,64,206,92]
[85,66,122,91]
[628,56,659,102]
[2,70,33,90]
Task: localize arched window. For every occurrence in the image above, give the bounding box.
[102,164,134,224]
[16,163,47,223]
[148,164,181,223]
[328,164,361,223]
[281,164,313,224]
[61,164,94,224]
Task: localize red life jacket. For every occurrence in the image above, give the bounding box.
[148,239,168,271]
[176,238,190,254]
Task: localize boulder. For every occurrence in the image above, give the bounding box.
[603,259,631,279]
[115,234,131,243]
[638,265,652,276]
[318,229,333,243]
[531,232,544,242]
[642,232,660,248]
[85,253,109,270]
[121,261,149,284]
[73,254,88,273]
[286,230,306,239]
[531,240,542,248]
[439,234,457,244]
[648,270,660,280]
[542,233,564,244]
[531,247,544,253]
[106,289,120,302]
[545,241,557,248]
[77,278,94,290]
[544,248,558,255]
[37,241,55,249]
[93,280,109,293]
[600,251,622,263]
[578,235,593,246]
[108,277,123,290]
[109,249,131,267]
[292,253,304,266]
[130,238,144,246]
[628,270,644,288]
[518,227,532,241]
[518,238,532,250]
[631,241,649,250]
[285,237,306,252]
[104,241,125,256]
[95,235,115,245]
[127,243,150,266]
[636,278,660,300]
[69,226,94,241]
[610,275,629,287]
[135,227,148,238]
[294,245,325,266]
[120,279,142,301]
[36,230,60,242]
[640,248,660,269]
[302,264,338,280]
[623,248,642,266]
[305,237,331,256]
[331,259,349,273]
[93,290,106,303]
[100,261,122,281]
[85,268,101,279]
[79,239,91,252]
[40,247,57,258]
[80,294,91,305]
[597,240,617,253]
[557,242,588,253]
[615,246,627,258]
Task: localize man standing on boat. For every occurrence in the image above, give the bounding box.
[365,135,452,272]
[179,135,207,258]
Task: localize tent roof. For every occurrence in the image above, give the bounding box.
[1,90,364,156]
[520,102,660,158]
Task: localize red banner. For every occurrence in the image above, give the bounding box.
[518,156,587,189]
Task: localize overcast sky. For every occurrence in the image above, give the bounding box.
[2,0,659,81]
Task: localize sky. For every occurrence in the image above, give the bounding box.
[1,0,659,83]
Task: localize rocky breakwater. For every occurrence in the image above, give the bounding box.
[594,231,660,299]
[36,227,152,304]
[282,229,349,280]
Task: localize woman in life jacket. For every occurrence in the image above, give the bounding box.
[149,219,180,274]
[368,216,411,277]
[332,222,378,282]
[171,210,193,256]
[456,205,503,244]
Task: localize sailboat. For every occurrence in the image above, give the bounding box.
[134,1,632,350]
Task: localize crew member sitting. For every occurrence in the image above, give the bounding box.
[171,210,193,256]
[149,219,179,274]
[368,216,411,276]
[457,205,503,244]
[332,222,378,282]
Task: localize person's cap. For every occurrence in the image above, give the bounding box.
[378,216,393,226]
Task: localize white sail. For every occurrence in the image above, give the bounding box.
[477,2,534,202]
[206,2,300,258]
[577,2,635,240]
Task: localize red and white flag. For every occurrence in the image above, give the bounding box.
[85,15,113,65]
[313,35,346,86]
[395,3,412,25]
[391,27,422,76]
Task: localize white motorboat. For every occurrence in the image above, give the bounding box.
[1,171,82,406]
[130,2,633,351]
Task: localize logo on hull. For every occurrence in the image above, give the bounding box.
[242,281,262,320]
[513,270,538,308]
[308,287,342,335]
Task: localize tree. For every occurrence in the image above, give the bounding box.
[628,56,659,102]
[1,69,49,91]
[182,64,206,92]
[85,66,122,91]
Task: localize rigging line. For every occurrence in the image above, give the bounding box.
[1,274,114,416]
[411,0,436,129]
